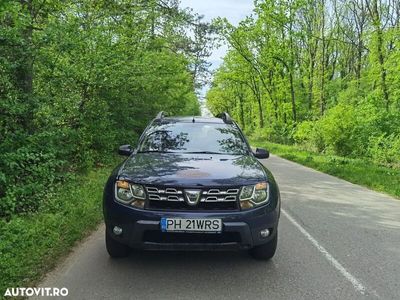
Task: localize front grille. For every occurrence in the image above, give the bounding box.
[145,186,240,211]
[143,231,241,244]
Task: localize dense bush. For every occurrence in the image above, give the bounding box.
[292,104,400,167]
[317,104,358,156]
[0,162,116,295]
[0,144,62,216]
[368,134,400,168]
[294,120,325,153]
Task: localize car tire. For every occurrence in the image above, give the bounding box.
[249,232,277,260]
[106,230,130,258]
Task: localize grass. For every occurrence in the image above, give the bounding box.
[251,139,400,199]
[0,157,121,297]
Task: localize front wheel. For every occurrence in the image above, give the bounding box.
[106,230,130,258]
[249,232,277,260]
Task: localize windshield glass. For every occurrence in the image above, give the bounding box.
[138,122,249,155]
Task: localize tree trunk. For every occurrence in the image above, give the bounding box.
[308,51,315,110]
[367,0,390,111]
[238,93,245,130]
[319,0,326,115]
[289,72,296,122]
[16,0,34,131]
[288,6,297,123]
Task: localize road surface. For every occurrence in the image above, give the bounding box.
[34,155,400,299]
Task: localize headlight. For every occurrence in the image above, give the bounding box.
[239,181,269,209]
[116,180,134,203]
[115,180,146,208]
[131,184,146,199]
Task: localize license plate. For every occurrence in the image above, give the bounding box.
[160,218,222,233]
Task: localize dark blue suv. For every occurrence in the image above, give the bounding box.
[103,112,280,260]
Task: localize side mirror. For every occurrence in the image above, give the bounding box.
[253,148,269,159]
[118,144,134,156]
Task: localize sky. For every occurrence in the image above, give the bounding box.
[179,0,255,115]
[180,0,254,70]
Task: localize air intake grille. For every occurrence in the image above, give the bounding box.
[145,186,239,210]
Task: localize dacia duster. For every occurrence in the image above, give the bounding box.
[103,112,280,260]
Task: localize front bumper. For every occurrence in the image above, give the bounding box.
[104,198,280,251]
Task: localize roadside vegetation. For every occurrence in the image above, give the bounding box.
[207,0,400,172]
[251,139,400,199]
[0,0,214,295]
[0,159,120,295]
[1,0,215,219]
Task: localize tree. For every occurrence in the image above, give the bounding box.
[0,0,212,217]
[207,0,400,163]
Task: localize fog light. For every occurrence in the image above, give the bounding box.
[260,228,270,238]
[240,200,254,210]
[113,226,123,235]
[131,199,145,209]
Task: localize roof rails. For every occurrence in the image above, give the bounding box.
[217,112,233,124]
[155,111,166,120]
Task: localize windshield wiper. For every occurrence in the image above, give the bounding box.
[185,151,224,155]
[137,150,173,153]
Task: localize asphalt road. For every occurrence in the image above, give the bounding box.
[33,155,400,299]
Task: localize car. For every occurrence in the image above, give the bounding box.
[103,112,281,260]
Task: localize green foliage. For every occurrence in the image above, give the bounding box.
[208,0,400,169]
[1,145,61,215]
[318,104,358,156]
[368,134,400,168]
[0,159,119,296]
[293,121,324,152]
[0,0,211,217]
[250,140,400,199]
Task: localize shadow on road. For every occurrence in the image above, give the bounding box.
[99,249,281,298]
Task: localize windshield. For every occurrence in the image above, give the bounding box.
[138,122,249,155]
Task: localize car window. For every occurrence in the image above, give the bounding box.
[138,122,249,155]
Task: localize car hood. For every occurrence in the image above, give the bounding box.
[118,153,267,187]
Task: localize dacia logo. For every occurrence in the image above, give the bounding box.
[184,189,201,206]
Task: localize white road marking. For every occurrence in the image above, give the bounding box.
[282,209,367,295]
